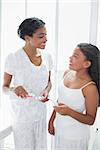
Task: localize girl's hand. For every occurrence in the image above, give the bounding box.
[54,103,70,115]
[48,120,55,135]
[14,86,28,98]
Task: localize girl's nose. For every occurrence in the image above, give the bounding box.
[69,56,72,59]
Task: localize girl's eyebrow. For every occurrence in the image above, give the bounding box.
[73,52,79,56]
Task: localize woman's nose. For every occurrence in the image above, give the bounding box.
[45,36,47,42]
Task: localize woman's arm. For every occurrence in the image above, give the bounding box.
[2,72,13,94]
[41,71,52,102]
[3,72,28,98]
[45,71,52,92]
[54,84,99,125]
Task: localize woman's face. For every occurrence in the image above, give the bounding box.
[69,47,90,71]
[28,27,47,49]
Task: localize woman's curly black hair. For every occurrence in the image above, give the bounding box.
[17,17,45,40]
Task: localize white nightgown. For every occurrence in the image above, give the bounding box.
[4,48,53,150]
[53,81,94,150]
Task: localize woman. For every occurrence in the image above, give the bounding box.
[48,43,99,150]
[3,17,53,150]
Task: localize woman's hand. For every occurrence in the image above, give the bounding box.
[54,103,70,116]
[40,89,49,103]
[14,86,28,98]
[48,120,55,135]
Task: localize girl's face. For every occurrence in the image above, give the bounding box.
[28,27,47,49]
[69,47,90,71]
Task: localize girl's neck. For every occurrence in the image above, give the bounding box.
[74,70,91,81]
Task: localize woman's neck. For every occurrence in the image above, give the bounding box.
[23,45,41,58]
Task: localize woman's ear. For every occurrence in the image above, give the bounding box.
[84,60,91,68]
[24,35,30,41]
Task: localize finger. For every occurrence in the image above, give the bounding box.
[19,92,28,99]
[53,107,59,113]
[58,103,65,106]
[41,99,48,103]
[20,94,26,98]
[53,106,57,108]
[41,98,49,103]
[49,131,55,135]
[48,128,55,135]
[15,86,28,95]
[43,94,48,99]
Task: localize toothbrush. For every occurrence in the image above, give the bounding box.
[48,96,58,106]
[27,93,45,101]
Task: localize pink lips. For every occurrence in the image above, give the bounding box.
[41,43,46,46]
[69,62,73,68]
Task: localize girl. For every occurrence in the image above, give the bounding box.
[48,43,99,150]
[3,17,53,150]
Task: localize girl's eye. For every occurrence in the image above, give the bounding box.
[72,54,77,58]
[72,53,79,58]
[74,55,77,58]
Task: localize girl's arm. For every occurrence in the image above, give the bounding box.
[54,84,99,125]
[48,110,56,135]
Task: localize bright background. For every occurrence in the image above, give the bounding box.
[0,0,100,149]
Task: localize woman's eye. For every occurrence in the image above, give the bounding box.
[38,36,44,38]
[74,55,77,57]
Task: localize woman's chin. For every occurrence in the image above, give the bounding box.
[39,46,45,49]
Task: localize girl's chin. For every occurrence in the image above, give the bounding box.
[69,64,72,68]
[69,65,74,70]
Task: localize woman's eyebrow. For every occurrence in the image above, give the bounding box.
[37,33,47,36]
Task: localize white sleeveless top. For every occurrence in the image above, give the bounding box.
[56,80,95,139]
[58,81,95,112]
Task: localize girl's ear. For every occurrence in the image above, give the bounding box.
[84,60,91,68]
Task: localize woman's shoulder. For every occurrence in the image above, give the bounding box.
[5,49,23,64]
[14,48,23,56]
[41,51,52,58]
[7,48,22,57]
[41,51,53,69]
